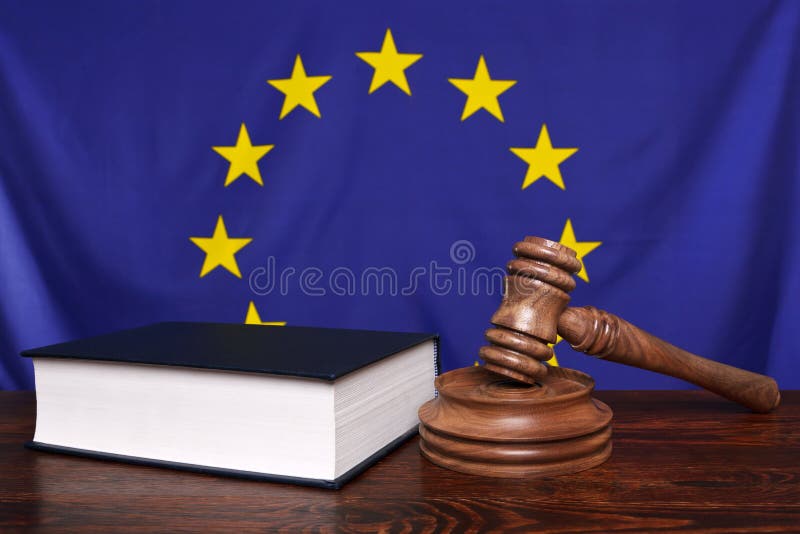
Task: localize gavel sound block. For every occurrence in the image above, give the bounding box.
[418,237,780,478]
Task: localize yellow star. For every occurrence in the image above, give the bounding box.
[212,124,274,187]
[356,28,422,95]
[267,55,332,119]
[189,215,252,278]
[547,335,564,367]
[510,124,579,190]
[244,301,286,326]
[448,55,516,122]
[559,219,601,283]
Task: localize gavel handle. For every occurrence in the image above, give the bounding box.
[558,306,780,413]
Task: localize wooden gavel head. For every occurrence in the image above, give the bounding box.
[480,236,581,385]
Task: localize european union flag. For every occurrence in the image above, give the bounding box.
[1,1,798,390]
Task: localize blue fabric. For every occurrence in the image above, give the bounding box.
[1,0,798,390]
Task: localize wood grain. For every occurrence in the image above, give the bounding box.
[559,306,781,413]
[418,366,613,477]
[1,391,798,532]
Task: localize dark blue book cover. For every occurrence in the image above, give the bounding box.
[22,322,438,380]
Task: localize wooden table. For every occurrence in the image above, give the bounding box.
[1,391,798,532]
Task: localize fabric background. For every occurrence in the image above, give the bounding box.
[1,0,798,390]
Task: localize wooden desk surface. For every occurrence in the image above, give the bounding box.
[1,391,798,532]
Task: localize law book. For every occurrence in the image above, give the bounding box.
[22,322,438,489]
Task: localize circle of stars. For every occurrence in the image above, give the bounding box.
[189,27,604,345]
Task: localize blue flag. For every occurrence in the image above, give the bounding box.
[1,0,798,390]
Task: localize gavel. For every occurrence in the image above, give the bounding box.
[479,236,780,413]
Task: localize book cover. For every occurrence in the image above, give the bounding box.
[22,321,439,379]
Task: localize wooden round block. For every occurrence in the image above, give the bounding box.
[418,366,613,477]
